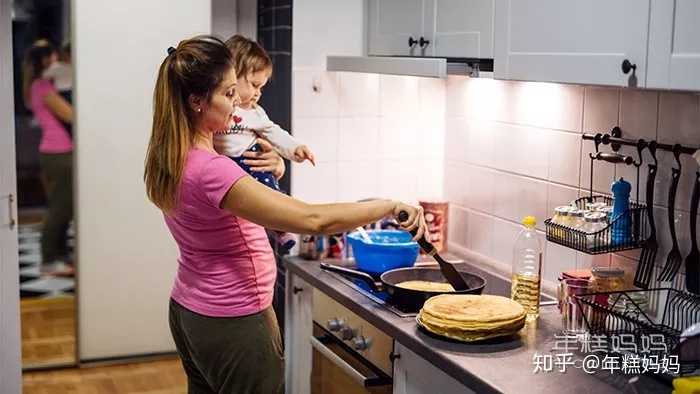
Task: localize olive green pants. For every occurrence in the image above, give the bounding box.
[39,152,73,263]
[169,300,285,394]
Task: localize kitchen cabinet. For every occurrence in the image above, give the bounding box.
[392,343,475,394]
[494,0,651,87]
[285,273,314,394]
[368,0,494,59]
[646,0,700,90]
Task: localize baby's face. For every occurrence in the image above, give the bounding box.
[237,69,271,107]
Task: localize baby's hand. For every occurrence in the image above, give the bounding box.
[293,145,316,166]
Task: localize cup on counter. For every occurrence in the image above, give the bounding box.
[558,278,592,337]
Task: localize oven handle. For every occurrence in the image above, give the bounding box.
[310,336,391,387]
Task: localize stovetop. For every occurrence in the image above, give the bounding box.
[320,255,466,318]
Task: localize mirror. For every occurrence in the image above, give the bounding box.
[12,0,76,369]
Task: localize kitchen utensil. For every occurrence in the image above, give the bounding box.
[398,211,470,291]
[355,226,372,243]
[634,142,658,288]
[685,172,700,294]
[319,263,486,313]
[346,229,419,276]
[659,145,684,282]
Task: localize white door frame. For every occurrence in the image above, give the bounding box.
[0,0,22,392]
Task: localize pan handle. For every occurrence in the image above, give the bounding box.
[319,263,382,292]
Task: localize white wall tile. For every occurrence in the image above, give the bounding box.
[492,217,521,268]
[577,253,611,270]
[655,152,700,213]
[444,160,470,208]
[418,111,445,160]
[338,72,380,117]
[379,75,421,116]
[657,92,700,146]
[379,115,420,159]
[416,159,444,202]
[337,160,380,202]
[338,117,379,161]
[293,71,339,118]
[582,87,619,134]
[292,117,338,163]
[448,205,469,249]
[419,77,446,116]
[291,161,337,203]
[547,183,580,217]
[548,130,582,187]
[467,210,493,258]
[492,122,549,179]
[581,142,616,195]
[619,90,658,140]
[492,172,548,231]
[544,241,577,283]
[464,165,495,215]
[445,117,469,162]
[511,81,584,133]
[378,159,417,204]
[446,76,470,118]
[464,120,496,167]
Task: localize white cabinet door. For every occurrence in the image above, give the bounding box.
[0,0,21,391]
[392,343,475,394]
[368,0,426,56]
[494,0,650,87]
[284,273,313,394]
[647,0,700,90]
[426,0,495,58]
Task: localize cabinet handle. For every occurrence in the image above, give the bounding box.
[419,36,430,48]
[621,59,636,75]
[293,286,304,294]
[408,36,418,47]
[5,194,15,230]
[389,352,401,362]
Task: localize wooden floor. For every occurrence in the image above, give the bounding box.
[22,358,187,394]
[21,296,76,368]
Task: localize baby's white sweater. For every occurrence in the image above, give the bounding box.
[213,105,300,160]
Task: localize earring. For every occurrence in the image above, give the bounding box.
[196,108,201,113]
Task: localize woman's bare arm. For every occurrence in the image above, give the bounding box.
[221,176,426,237]
[44,91,73,124]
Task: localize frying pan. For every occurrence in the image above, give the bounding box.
[320,262,486,313]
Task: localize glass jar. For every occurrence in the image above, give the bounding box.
[597,206,614,223]
[569,209,585,230]
[552,206,571,240]
[582,212,608,249]
[590,267,625,292]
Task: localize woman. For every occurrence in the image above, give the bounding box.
[24,40,74,276]
[144,36,427,394]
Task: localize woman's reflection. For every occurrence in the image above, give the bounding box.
[23,39,74,276]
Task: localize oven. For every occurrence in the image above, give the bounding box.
[311,289,393,394]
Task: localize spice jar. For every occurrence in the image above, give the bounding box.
[582,211,608,250]
[590,267,625,292]
[552,206,572,240]
[569,209,585,230]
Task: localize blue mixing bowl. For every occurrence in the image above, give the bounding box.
[347,230,419,276]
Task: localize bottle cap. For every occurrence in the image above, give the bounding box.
[522,216,536,228]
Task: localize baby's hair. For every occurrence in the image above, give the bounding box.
[225,35,272,79]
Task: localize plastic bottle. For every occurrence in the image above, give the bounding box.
[511,216,543,322]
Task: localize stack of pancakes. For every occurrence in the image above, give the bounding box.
[417,294,527,342]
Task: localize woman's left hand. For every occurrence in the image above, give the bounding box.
[243,138,286,180]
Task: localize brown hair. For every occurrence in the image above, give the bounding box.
[224,35,273,78]
[144,35,234,213]
[23,39,56,108]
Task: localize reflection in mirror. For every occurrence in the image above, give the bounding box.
[12,0,76,369]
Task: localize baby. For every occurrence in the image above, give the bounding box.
[215,35,315,252]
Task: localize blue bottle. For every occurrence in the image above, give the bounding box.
[611,177,632,245]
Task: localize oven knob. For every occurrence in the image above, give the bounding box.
[352,335,372,351]
[340,326,356,340]
[327,318,345,332]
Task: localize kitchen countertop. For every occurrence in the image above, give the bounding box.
[284,256,671,394]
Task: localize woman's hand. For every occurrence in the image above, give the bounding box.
[243,138,286,180]
[393,202,428,242]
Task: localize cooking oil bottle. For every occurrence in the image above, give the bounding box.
[511,216,543,322]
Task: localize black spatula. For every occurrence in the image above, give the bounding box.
[685,172,700,294]
[634,163,658,288]
[398,210,470,291]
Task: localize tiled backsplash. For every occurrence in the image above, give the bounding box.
[291,71,445,205]
[445,76,700,287]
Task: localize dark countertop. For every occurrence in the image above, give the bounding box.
[284,256,671,394]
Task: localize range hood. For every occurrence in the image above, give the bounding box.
[326,56,494,79]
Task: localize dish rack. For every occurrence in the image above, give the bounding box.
[575,288,700,376]
[544,195,648,254]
